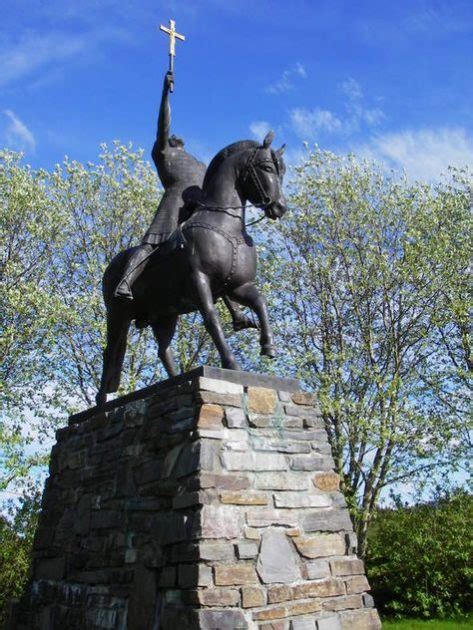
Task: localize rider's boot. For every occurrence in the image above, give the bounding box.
[114,244,154,300]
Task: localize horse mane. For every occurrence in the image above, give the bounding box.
[203,140,259,189]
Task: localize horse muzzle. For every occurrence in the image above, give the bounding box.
[265,198,288,220]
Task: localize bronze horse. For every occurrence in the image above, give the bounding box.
[96,131,287,406]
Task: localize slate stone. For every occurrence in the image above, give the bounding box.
[241,585,266,608]
[291,391,317,406]
[293,533,346,558]
[338,609,382,629]
[274,492,332,508]
[317,616,342,630]
[252,437,311,454]
[278,390,292,402]
[345,575,371,594]
[303,509,353,532]
[178,563,212,587]
[330,557,364,576]
[196,587,241,606]
[313,472,340,492]
[222,451,287,471]
[291,454,334,471]
[35,557,66,581]
[226,407,247,428]
[198,609,248,629]
[247,387,278,414]
[305,559,331,579]
[236,541,259,559]
[256,529,301,584]
[254,472,308,491]
[246,509,298,528]
[198,541,235,561]
[200,376,244,395]
[291,618,316,629]
[199,505,242,539]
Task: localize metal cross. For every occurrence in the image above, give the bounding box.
[160,19,185,90]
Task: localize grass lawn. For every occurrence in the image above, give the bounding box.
[383,616,473,629]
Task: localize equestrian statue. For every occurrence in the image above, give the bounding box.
[96,20,287,406]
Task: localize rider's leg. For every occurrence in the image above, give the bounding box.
[228,282,276,358]
[114,244,154,300]
[223,296,259,331]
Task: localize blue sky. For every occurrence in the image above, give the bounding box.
[1,0,472,181]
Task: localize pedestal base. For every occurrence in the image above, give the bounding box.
[11,368,381,629]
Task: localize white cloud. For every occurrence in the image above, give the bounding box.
[266,63,307,94]
[363,108,385,126]
[358,127,473,181]
[2,110,36,152]
[0,28,129,88]
[290,77,385,140]
[290,108,343,138]
[341,77,363,101]
[249,120,272,141]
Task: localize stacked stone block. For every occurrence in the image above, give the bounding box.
[11,368,380,629]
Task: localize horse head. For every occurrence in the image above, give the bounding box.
[241,131,287,220]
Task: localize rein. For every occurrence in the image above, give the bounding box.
[194,145,278,228]
[194,201,267,228]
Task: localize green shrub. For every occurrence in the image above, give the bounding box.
[367,491,473,618]
[0,492,40,626]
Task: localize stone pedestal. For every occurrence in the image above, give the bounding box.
[11,367,381,629]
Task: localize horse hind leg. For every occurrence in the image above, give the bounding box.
[151,316,178,378]
[96,309,131,406]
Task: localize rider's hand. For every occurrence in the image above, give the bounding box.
[164,71,174,91]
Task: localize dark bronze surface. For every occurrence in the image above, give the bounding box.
[96,72,287,406]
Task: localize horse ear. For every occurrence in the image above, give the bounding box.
[277,143,286,156]
[262,130,275,148]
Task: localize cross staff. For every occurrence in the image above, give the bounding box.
[159,19,185,92]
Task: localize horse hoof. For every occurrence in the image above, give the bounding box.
[261,344,277,358]
[96,392,107,407]
[232,316,259,332]
[222,359,240,370]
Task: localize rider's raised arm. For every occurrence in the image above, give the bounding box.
[154,72,173,154]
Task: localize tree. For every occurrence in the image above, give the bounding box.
[1,150,66,489]
[0,144,222,493]
[261,148,472,556]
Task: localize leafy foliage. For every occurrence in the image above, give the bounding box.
[367,491,473,618]
[0,144,223,491]
[0,490,40,626]
[1,151,65,487]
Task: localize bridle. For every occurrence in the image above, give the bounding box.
[242,146,280,210]
[194,146,283,226]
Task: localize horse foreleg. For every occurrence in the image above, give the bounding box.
[96,309,131,406]
[151,316,178,378]
[228,282,276,358]
[223,296,259,331]
[192,270,239,370]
